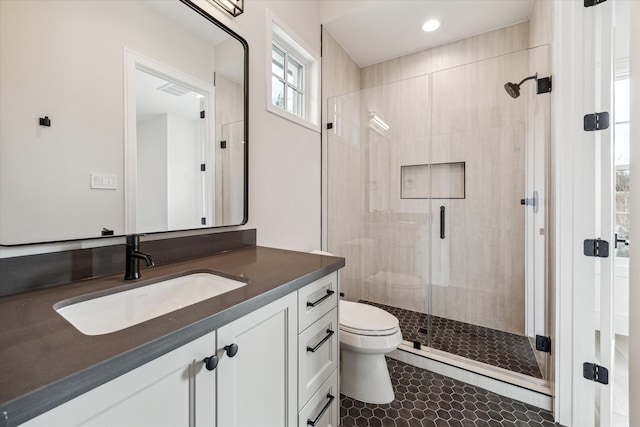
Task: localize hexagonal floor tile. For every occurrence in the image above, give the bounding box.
[340,358,562,427]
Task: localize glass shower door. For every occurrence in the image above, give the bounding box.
[428,46,551,382]
[326,74,433,341]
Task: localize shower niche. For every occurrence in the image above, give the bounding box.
[326,44,551,391]
[400,162,465,199]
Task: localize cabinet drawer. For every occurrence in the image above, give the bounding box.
[298,371,339,427]
[298,272,338,332]
[298,308,338,409]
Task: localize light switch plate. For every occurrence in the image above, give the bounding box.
[90,173,117,190]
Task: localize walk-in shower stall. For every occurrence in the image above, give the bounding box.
[326,46,551,388]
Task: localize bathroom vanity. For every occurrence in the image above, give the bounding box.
[0,245,343,427]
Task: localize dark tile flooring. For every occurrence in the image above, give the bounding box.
[340,358,560,427]
[360,301,542,379]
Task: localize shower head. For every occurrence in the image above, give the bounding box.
[504,73,538,99]
[504,82,521,98]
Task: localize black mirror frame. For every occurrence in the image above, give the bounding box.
[0,0,249,247]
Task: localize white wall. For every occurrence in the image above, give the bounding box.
[137,115,169,232]
[197,0,323,251]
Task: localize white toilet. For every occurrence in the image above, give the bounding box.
[310,250,402,404]
[339,300,403,404]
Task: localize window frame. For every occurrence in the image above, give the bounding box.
[266,10,320,132]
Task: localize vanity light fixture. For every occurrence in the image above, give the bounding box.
[369,112,390,131]
[207,0,244,17]
[422,19,440,32]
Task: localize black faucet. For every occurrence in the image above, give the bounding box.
[125,234,155,280]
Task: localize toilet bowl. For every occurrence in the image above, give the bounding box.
[339,300,402,404]
[309,250,402,404]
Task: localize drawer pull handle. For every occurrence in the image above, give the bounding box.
[307,289,335,307]
[307,329,335,353]
[307,393,335,426]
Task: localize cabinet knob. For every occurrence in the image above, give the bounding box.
[203,355,219,371]
[224,343,239,358]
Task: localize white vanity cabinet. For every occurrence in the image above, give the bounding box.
[21,331,217,427]
[18,272,339,427]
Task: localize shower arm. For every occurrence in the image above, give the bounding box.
[518,74,537,86]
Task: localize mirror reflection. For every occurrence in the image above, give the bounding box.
[0,0,247,245]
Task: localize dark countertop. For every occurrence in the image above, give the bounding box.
[0,246,344,427]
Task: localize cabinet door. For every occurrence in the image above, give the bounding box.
[21,331,216,427]
[217,293,297,427]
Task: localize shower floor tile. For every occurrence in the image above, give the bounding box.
[340,358,561,427]
[359,301,543,379]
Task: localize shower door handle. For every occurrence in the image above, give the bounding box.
[440,206,445,239]
[520,191,539,213]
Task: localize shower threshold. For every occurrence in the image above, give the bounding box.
[359,300,551,394]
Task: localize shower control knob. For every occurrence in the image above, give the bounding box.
[203,354,219,371]
[224,343,239,358]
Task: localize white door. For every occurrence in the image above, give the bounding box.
[216,293,297,427]
[574,0,631,425]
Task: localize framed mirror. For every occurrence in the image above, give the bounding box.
[0,0,248,245]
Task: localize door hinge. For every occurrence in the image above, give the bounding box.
[327,122,333,130]
[220,140,227,149]
[535,335,551,353]
[200,163,206,172]
[200,110,205,119]
[583,362,609,384]
[201,217,206,226]
[584,112,609,131]
[583,239,609,258]
[537,76,552,94]
[584,0,607,7]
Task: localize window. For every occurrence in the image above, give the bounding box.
[266,12,319,131]
[271,44,304,117]
[614,77,630,258]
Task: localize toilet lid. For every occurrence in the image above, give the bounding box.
[339,300,399,336]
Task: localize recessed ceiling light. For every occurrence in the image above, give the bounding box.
[422,19,440,32]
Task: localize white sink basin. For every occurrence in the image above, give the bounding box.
[55,272,247,335]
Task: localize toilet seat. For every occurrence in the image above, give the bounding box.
[339,300,399,336]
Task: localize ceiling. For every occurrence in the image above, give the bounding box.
[321,0,535,68]
[136,70,203,123]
